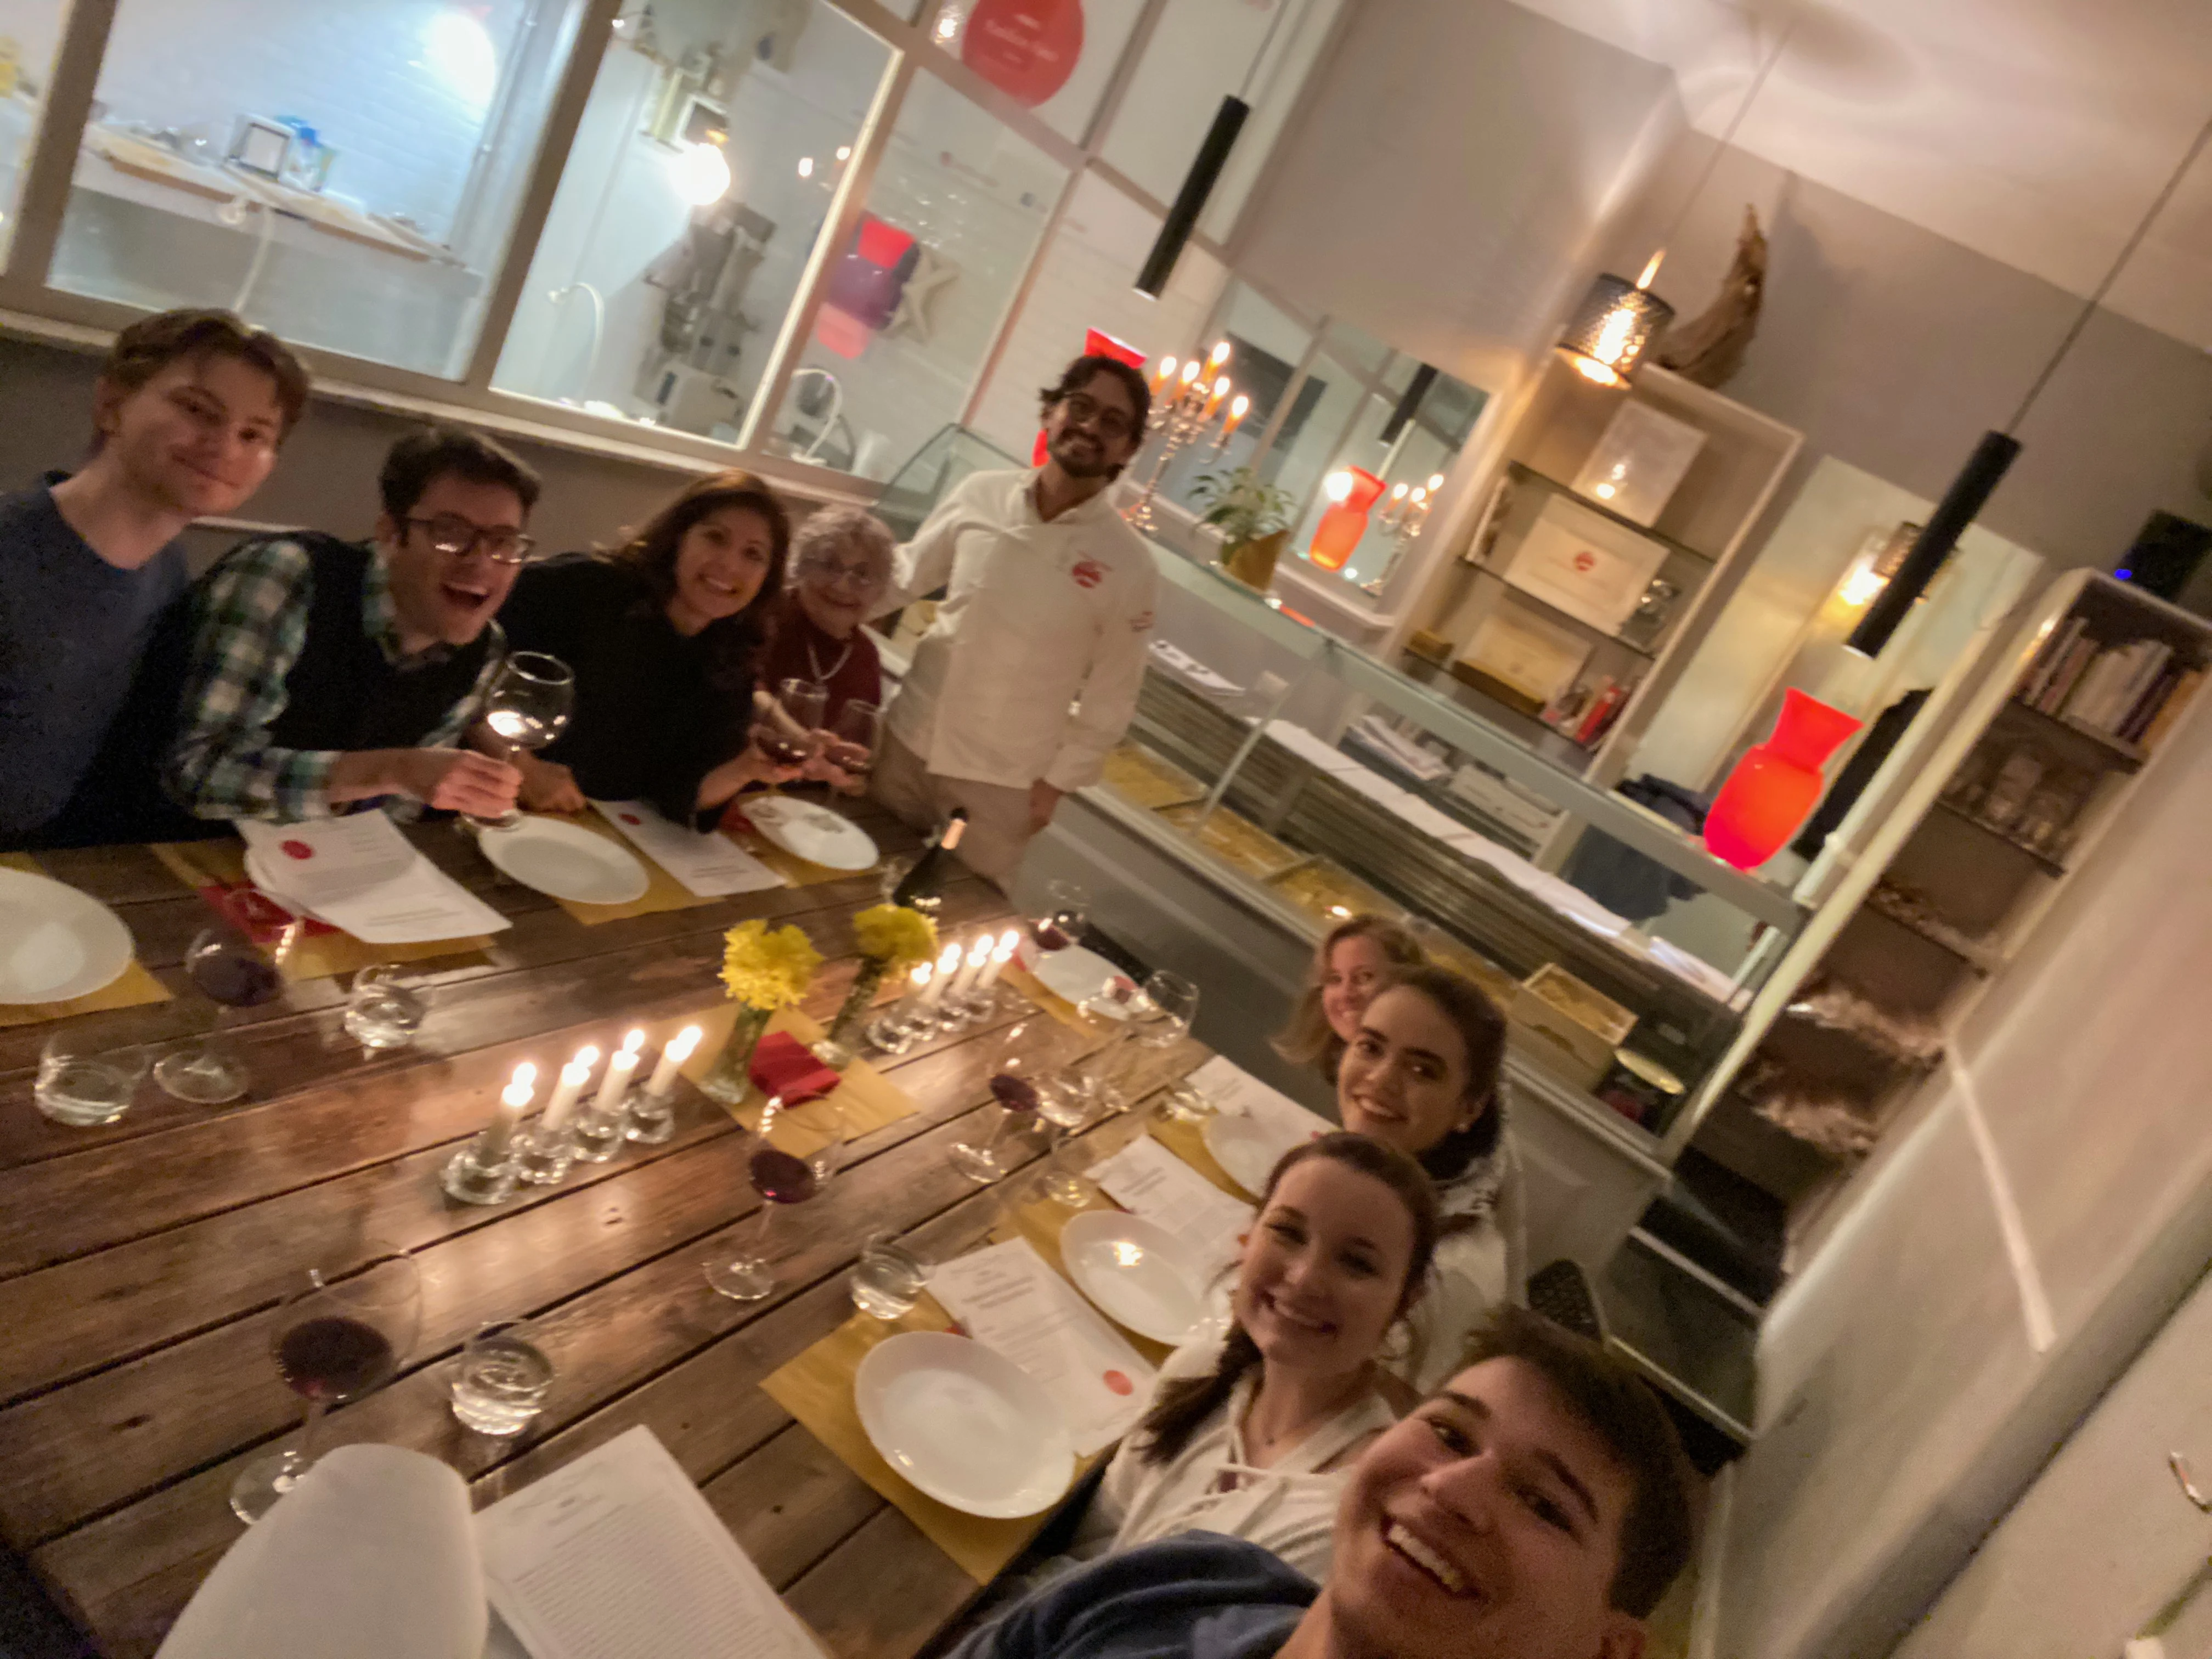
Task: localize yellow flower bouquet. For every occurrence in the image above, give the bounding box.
[701,920,826,1104]
[825,902,940,1054]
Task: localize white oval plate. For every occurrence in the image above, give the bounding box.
[854,1331,1074,1518]
[1059,1211,1206,1345]
[0,868,134,1005]
[478,818,649,904]
[743,797,879,872]
[1201,1110,1307,1200]
[1032,945,1133,1017]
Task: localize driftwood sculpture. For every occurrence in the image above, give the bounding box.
[1657,206,1768,388]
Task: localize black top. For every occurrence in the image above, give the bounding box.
[499,554,760,825]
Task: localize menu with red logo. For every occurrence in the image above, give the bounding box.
[926,1238,1155,1455]
[236,816,509,944]
[590,800,784,898]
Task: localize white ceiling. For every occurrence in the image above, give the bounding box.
[1504,0,2212,351]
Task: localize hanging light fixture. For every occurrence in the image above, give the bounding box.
[1845,104,2212,658]
[1555,16,1799,387]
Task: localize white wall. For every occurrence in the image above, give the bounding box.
[1712,691,2212,1658]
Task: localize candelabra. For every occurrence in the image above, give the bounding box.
[1359,472,1447,596]
[1126,341,1249,534]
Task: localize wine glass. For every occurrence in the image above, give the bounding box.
[706,1100,827,1301]
[823,698,881,780]
[752,681,818,771]
[230,1245,422,1523]
[949,1020,1050,1184]
[1129,969,1200,1051]
[1035,1075,1098,1206]
[473,651,574,831]
[155,925,287,1104]
[1032,881,1088,953]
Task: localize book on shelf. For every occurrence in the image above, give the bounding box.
[2035,635,2100,713]
[2139,668,2204,751]
[2061,639,2175,734]
[2019,616,2086,706]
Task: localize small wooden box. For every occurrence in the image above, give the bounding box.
[1509,964,1637,1091]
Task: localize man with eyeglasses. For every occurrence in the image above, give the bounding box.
[0,309,307,848]
[160,425,539,825]
[873,352,1156,888]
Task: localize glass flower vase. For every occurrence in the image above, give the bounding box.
[698,1005,775,1105]
[1703,689,1864,870]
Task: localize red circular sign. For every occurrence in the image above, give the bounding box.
[961,0,1084,109]
[280,840,314,860]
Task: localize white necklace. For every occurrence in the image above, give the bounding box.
[806,633,854,683]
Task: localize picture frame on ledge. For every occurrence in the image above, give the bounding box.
[1455,600,1592,714]
[1502,496,1671,636]
[1571,400,1707,527]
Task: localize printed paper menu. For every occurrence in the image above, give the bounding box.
[1187,1057,1334,1142]
[1090,1135,1252,1272]
[927,1239,1155,1454]
[591,800,786,896]
[237,816,510,944]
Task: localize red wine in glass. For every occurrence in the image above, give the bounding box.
[190,945,284,1009]
[275,1314,397,1401]
[757,731,812,768]
[749,1145,819,1205]
[823,740,872,776]
[990,1074,1041,1114]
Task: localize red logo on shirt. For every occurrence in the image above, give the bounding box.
[620,813,642,826]
[1071,559,1105,589]
[280,841,314,861]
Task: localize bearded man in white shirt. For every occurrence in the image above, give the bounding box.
[873,354,1156,887]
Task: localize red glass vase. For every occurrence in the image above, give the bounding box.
[1308,467,1386,572]
[1703,690,1863,870]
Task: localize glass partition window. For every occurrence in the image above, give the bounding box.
[493,0,890,441]
[0,0,67,262]
[47,0,589,378]
[1133,278,1311,518]
[918,0,1146,142]
[765,71,1065,478]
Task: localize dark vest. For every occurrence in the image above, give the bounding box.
[264,535,493,754]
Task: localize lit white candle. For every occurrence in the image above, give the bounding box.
[919,944,962,1008]
[479,1062,536,1164]
[904,961,935,1003]
[539,1045,600,1133]
[950,934,993,998]
[594,1029,645,1114]
[646,1025,703,1098]
[976,927,1022,990]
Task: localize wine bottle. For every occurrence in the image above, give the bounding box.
[889,809,967,910]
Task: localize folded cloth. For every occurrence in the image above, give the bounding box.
[750,1029,841,1105]
[156,1444,484,1659]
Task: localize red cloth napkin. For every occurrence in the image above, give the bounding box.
[749,1030,840,1105]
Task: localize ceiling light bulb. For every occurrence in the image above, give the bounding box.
[836,145,851,161]
[797,156,814,179]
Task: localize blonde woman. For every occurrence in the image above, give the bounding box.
[1272,915,1425,1085]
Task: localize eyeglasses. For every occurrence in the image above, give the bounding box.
[798,555,888,592]
[403,515,537,566]
[1057,393,1137,442]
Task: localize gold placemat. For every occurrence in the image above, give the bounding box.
[151,841,493,982]
[679,1002,914,1156]
[987,1184,1177,1371]
[720,795,875,889]
[1000,964,1097,1035]
[760,1295,1092,1584]
[536,812,721,926]
[0,855,172,1028]
[1148,1113,1250,1200]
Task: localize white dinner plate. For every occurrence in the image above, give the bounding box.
[477,818,649,904]
[0,868,134,1005]
[1059,1211,1207,1345]
[854,1331,1074,1518]
[1031,945,1133,1017]
[742,797,879,872]
[1201,1110,1309,1200]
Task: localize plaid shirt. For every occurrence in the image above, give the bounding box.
[166,535,506,823]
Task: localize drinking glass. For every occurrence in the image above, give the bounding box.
[1129,970,1200,1051]
[1034,1076,1098,1206]
[850,1231,928,1320]
[753,677,827,774]
[1032,881,1088,953]
[864,961,938,1055]
[156,926,286,1104]
[823,699,882,780]
[949,1020,1049,1183]
[448,1319,555,1437]
[35,1025,155,1127]
[342,965,427,1053]
[472,651,575,831]
[705,1101,827,1301]
[230,1245,422,1522]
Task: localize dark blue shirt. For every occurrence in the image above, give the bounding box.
[949,1534,1317,1659]
[0,475,188,838]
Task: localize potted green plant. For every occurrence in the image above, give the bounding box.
[1188,466,1294,591]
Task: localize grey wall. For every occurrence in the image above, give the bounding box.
[1592,132,2212,601]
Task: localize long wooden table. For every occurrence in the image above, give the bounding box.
[0,803,1207,1657]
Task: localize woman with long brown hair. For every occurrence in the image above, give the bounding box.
[1272,915,1426,1086]
[1066,1133,1439,1579]
[498,470,808,825]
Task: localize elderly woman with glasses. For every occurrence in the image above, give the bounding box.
[498,470,814,827]
[758,505,893,735]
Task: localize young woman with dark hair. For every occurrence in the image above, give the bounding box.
[498,469,811,826]
[1272,915,1427,1086]
[1335,966,1526,1392]
[1065,1133,1440,1580]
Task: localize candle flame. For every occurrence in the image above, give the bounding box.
[965,936,994,964]
[1391,483,1410,500]
[1427,473,1445,490]
[1180,359,1201,385]
[911,962,934,985]
[622,1029,646,1054]
[995,926,1022,956]
[1410,487,1428,504]
[937,943,963,970]
[1208,339,1231,366]
[1228,394,1250,420]
[573,1045,600,1068]
[1156,354,1176,383]
[667,1025,702,1061]
[1635,249,1666,291]
[510,1062,536,1088]
[1211,375,1230,398]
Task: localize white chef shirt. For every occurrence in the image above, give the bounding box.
[882,468,1156,793]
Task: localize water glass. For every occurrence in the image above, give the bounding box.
[449,1321,556,1437]
[850,1233,928,1320]
[1160,1081,1216,1125]
[35,1027,154,1127]
[343,966,428,1053]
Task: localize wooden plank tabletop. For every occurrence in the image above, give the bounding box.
[0,803,1209,1658]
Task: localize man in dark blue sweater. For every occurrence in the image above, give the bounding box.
[0,309,307,845]
[956,1310,1693,1659]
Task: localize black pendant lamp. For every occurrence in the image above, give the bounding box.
[1844,105,2212,658]
[1135,96,1249,299]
